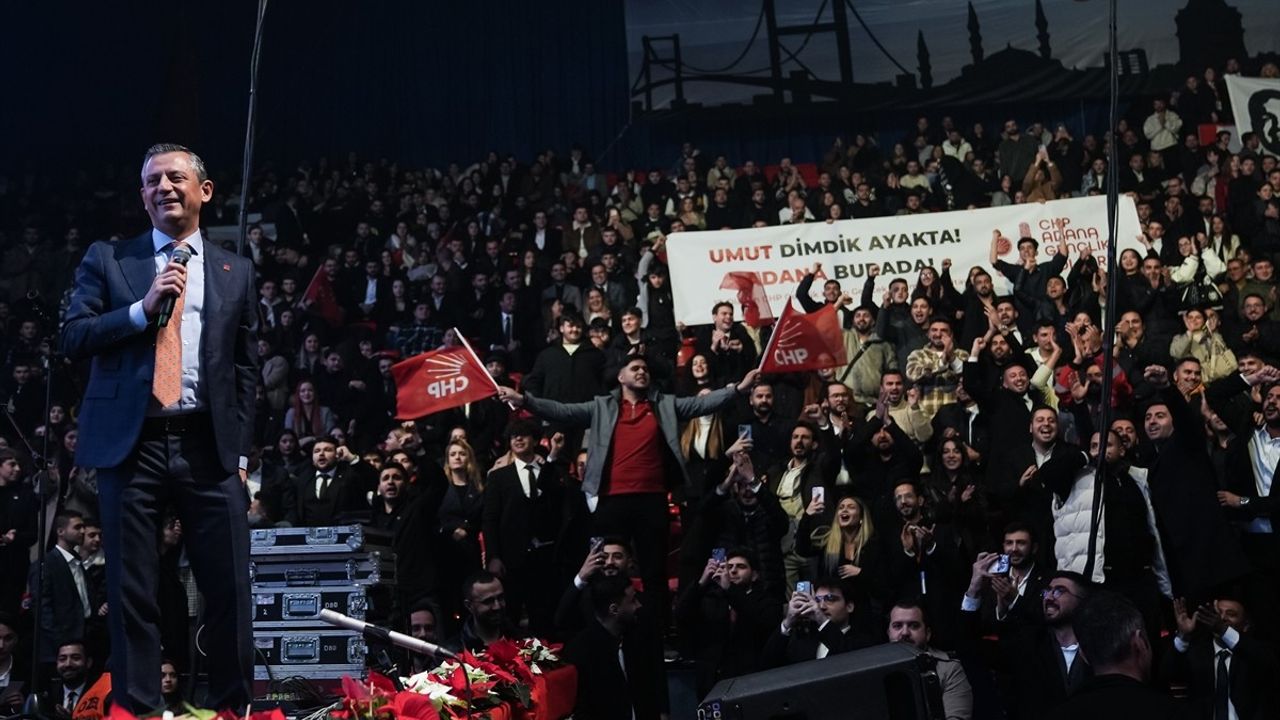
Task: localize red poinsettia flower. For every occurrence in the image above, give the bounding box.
[390,691,441,720]
[445,665,495,700]
[368,671,399,695]
[107,707,139,720]
[488,638,520,665]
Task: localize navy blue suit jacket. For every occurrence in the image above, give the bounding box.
[60,231,259,473]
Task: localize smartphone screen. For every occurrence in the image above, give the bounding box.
[737,424,753,441]
[795,580,812,596]
[711,547,727,563]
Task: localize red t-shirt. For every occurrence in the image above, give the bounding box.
[605,398,665,495]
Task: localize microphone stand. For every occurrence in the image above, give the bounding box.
[18,348,57,719]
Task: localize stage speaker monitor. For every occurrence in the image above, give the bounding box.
[698,643,945,720]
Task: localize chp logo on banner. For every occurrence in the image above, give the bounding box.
[391,332,499,419]
[1225,75,1280,157]
[759,301,847,374]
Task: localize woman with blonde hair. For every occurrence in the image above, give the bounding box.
[436,439,485,618]
[796,491,887,608]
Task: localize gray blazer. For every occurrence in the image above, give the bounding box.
[524,385,740,500]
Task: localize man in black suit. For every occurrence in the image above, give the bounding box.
[1140,365,1251,603]
[60,144,259,712]
[285,439,377,526]
[483,420,569,636]
[988,407,1076,565]
[1163,596,1280,719]
[675,548,781,697]
[483,290,534,372]
[963,341,1048,449]
[0,449,36,615]
[1208,367,1280,639]
[523,209,562,262]
[761,577,875,667]
[35,513,88,667]
[566,574,667,720]
[1047,591,1193,720]
[40,640,94,717]
[961,560,1094,720]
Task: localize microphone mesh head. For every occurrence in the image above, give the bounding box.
[172,244,194,265]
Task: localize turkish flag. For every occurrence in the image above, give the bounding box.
[719,271,774,328]
[759,300,846,374]
[391,339,498,420]
[302,266,345,327]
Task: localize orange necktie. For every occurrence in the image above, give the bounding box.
[152,242,186,407]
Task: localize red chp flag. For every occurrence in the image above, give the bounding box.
[759,301,847,373]
[719,271,774,328]
[392,345,496,420]
[302,266,345,327]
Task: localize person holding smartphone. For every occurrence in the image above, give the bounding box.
[674,547,779,696]
[761,578,875,667]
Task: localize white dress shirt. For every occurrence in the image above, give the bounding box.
[55,545,91,618]
[514,458,539,498]
[128,228,207,415]
[1247,426,1279,533]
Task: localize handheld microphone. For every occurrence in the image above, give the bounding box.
[318,609,457,660]
[157,244,194,328]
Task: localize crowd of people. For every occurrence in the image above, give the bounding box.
[1,55,1279,719]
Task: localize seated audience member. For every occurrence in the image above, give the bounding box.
[406,598,444,673]
[886,603,973,720]
[447,571,521,654]
[762,577,876,667]
[1046,591,1193,719]
[961,561,1094,719]
[1162,596,1280,719]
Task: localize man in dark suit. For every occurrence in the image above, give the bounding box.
[987,407,1078,566]
[1140,366,1250,603]
[38,640,95,718]
[1204,367,1280,639]
[483,420,569,636]
[675,548,781,697]
[523,209,562,262]
[1163,596,1280,719]
[761,577,876,667]
[35,513,88,666]
[482,290,535,372]
[566,574,667,720]
[60,144,259,712]
[1047,591,1194,720]
[285,438,377,526]
[961,560,1094,720]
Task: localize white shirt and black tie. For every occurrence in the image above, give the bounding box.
[63,682,86,711]
[1173,627,1240,720]
[514,458,539,499]
[315,469,335,499]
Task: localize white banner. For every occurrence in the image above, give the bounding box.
[1225,75,1280,157]
[667,195,1142,326]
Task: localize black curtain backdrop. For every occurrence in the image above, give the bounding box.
[0,1,630,173]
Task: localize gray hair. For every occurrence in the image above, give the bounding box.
[142,143,208,182]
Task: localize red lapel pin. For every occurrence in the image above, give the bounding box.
[222,263,231,272]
